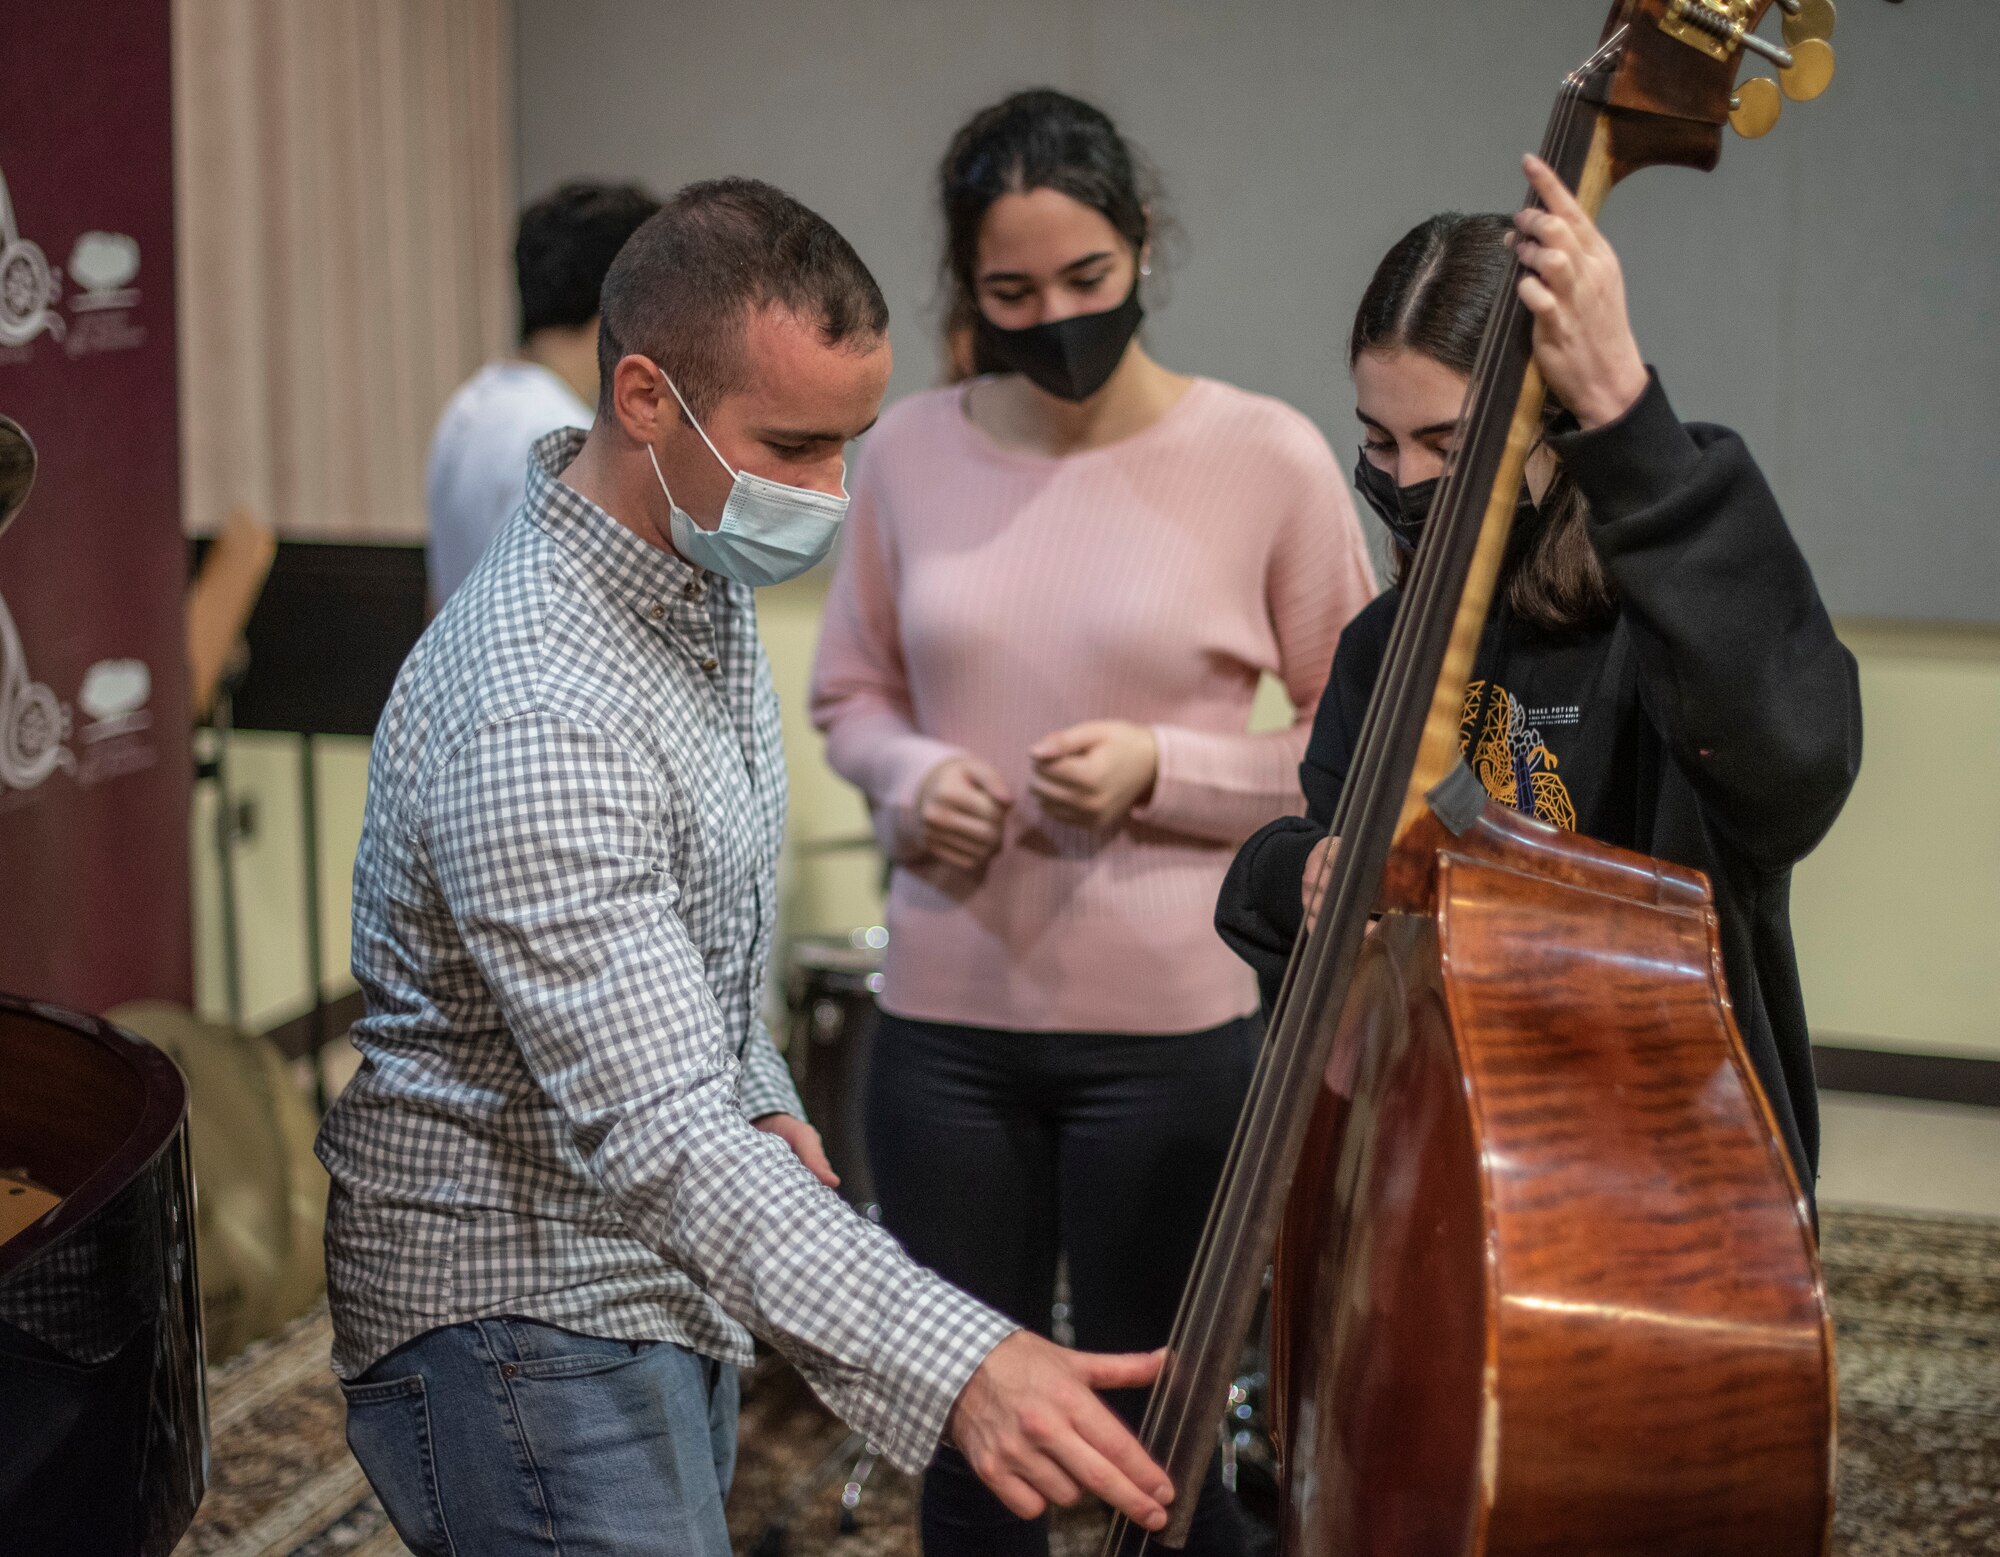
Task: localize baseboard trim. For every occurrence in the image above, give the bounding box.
[1813,1043,2000,1110]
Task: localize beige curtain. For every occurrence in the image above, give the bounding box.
[174,0,514,540]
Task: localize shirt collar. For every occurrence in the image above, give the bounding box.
[524,428,710,620]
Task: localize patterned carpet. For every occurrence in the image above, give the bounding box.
[173,1205,2000,1557]
[1816,1208,2000,1555]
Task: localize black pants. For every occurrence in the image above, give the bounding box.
[865,1010,1259,1557]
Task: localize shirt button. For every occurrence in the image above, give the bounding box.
[649,604,665,621]
[684,580,704,600]
[700,656,719,673]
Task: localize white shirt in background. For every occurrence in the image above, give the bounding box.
[425,360,592,604]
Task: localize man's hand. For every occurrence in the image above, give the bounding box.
[1029,721,1158,830]
[916,755,1014,872]
[949,1332,1174,1530]
[1512,154,1650,431]
[753,1114,839,1188]
[1302,834,1340,935]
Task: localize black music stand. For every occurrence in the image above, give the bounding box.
[192,538,427,1110]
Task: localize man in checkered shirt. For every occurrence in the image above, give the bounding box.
[318,179,1176,1555]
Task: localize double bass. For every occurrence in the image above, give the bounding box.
[1107,4,1852,1552]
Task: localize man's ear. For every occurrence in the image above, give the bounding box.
[609,354,669,446]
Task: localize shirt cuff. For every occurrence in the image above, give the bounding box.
[1127,722,1189,829]
[1546,369,1701,525]
[865,1274,1020,1472]
[1127,723,1302,843]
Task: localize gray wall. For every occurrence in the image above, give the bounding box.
[517,0,1998,623]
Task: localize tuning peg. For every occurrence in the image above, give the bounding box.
[1736,29,1797,69]
[1730,77,1784,138]
[1783,0,1836,45]
[1780,36,1836,99]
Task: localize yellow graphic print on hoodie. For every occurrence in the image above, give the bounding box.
[1459,680,1578,830]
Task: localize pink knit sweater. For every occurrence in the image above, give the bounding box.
[810,377,1377,1034]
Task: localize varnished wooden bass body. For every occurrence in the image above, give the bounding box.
[1270,798,1833,1556]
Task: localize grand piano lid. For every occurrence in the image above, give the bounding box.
[0,994,208,1556]
[0,994,191,1282]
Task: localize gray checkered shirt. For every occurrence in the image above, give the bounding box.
[318,430,1013,1470]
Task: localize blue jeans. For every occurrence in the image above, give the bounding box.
[339,1317,739,1556]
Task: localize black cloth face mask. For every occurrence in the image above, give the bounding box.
[975,280,1144,402]
[1353,452,1436,553]
[1354,450,1538,555]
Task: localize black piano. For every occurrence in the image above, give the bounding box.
[0,994,207,1554]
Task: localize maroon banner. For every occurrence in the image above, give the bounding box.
[0,1,191,1010]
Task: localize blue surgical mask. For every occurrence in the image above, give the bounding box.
[647,369,847,587]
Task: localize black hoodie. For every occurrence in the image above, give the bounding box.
[1215,374,1862,1193]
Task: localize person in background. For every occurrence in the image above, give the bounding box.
[810,89,1377,1556]
[425,180,659,604]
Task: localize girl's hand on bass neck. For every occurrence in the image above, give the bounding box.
[1302,834,1339,935]
[1511,154,1650,431]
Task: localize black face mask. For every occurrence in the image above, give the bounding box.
[975,281,1144,403]
[1354,451,1538,556]
[1353,452,1437,553]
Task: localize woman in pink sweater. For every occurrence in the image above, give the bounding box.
[810,90,1374,1554]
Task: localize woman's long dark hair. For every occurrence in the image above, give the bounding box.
[1352,212,1616,633]
[937,89,1170,378]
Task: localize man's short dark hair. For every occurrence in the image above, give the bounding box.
[596,177,890,419]
[516,180,661,340]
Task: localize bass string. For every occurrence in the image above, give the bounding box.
[1109,32,1621,1532]
[1232,29,1612,1307]
[1335,25,1622,826]
[1111,64,1606,1545]
[1186,46,1594,1266]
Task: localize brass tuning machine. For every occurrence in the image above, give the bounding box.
[1726,0,1836,137]
[1779,0,1837,44]
[1730,76,1784,138]
[1663,0,1798,67]
[1780,36,1836,100]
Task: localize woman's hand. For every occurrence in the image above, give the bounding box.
[1513,154,1650,431]
[1028,721,1159,830]
[1302,835,1340,935]
[916,755,1014,872]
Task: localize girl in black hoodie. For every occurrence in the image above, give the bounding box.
[1216,158,1861,1196]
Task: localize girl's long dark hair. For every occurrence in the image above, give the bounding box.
[1352,212,1616,633]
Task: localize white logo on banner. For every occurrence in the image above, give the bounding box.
[0,164,64,350]
[64,226,144,356]
[0,589,74,792]
[69,232,140,312]
[79,657,152,744]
